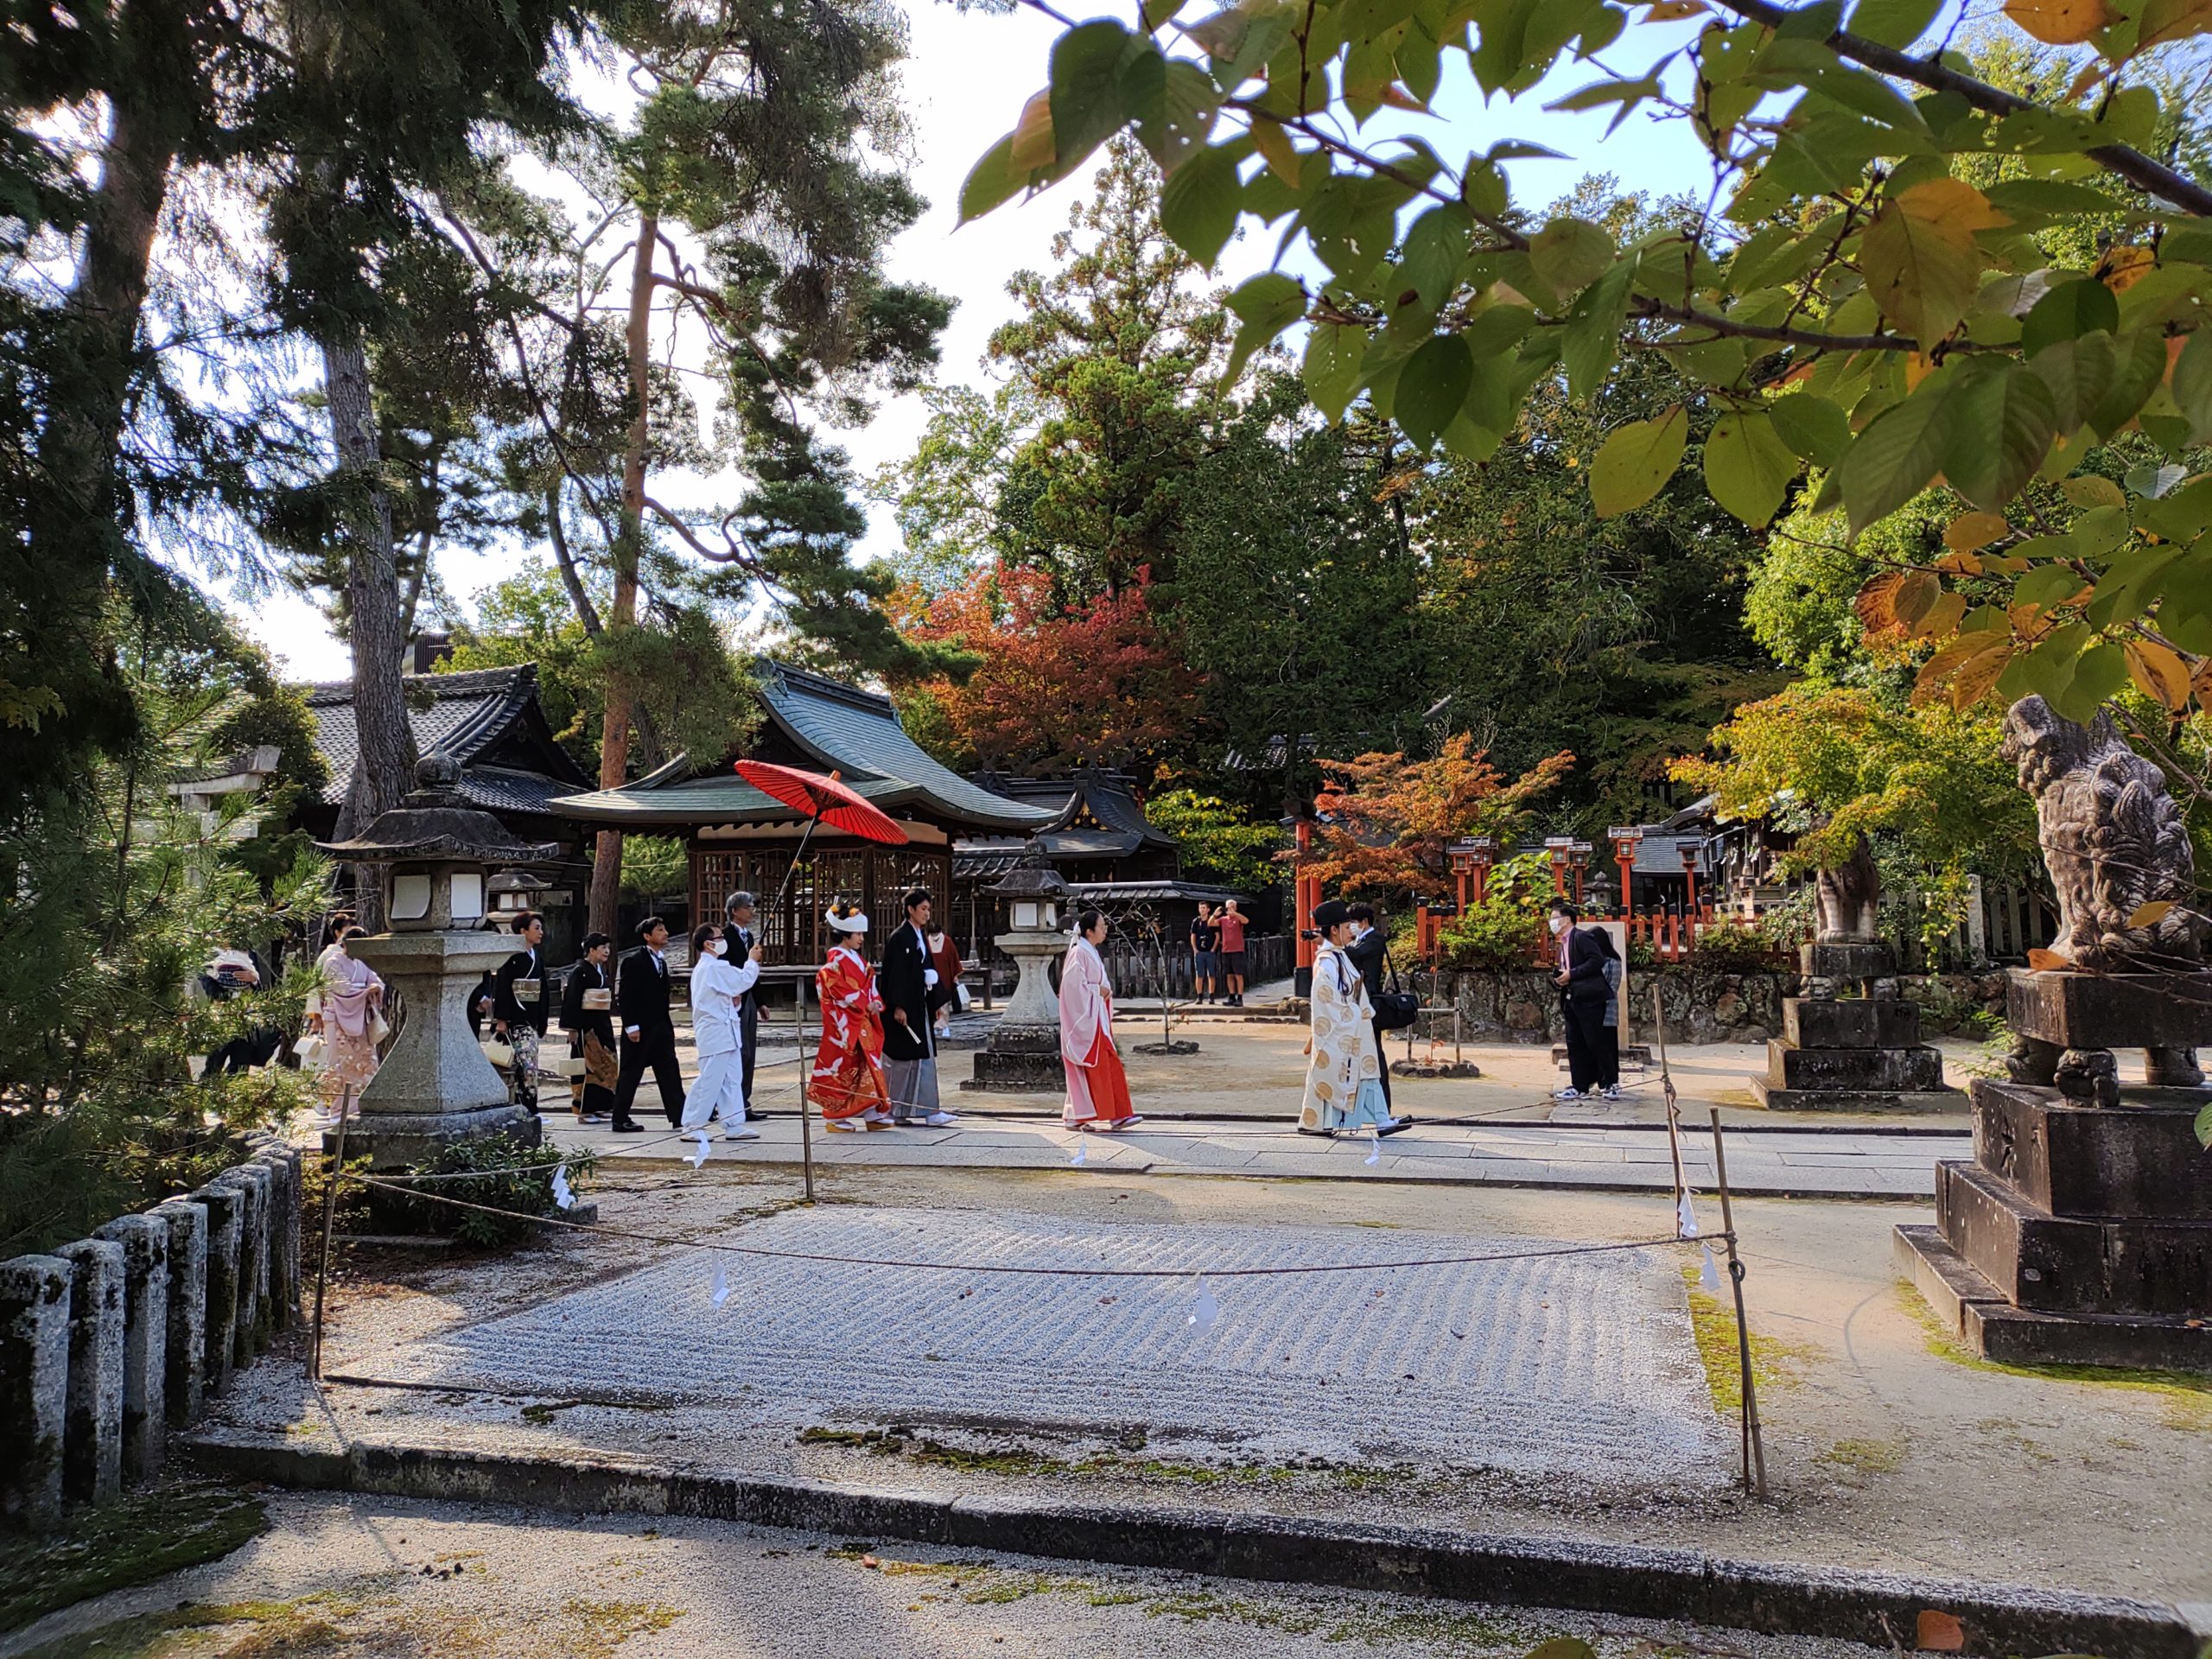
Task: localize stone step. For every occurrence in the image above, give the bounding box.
[1748,1078,1965,1114]
[1764,1039,1944,1092]
[1783,997,1921,1050]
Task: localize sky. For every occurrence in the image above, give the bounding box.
[228,0,1724,683]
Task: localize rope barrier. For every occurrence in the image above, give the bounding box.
[339,1170,1707,1280]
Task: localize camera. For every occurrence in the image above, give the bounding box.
[1298,927,1320,941]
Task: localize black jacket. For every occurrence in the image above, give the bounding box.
[876,920,935,1062]
[1560,926,1614,1004]
[561,957,614,1046]
[490,945,550,1034]
[1344,927,1389,1002]
[617,946,677,1044]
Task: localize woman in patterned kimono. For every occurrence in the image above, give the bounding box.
[1061,908,1141,1131]
[810,902,892,1129]
[1297,900,1412,1139]
[308,926,384,1124]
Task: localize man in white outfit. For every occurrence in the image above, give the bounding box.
[683,921,762,1140]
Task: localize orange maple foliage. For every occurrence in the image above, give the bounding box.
[1304,734,1574,894]
[900,560,1199,772]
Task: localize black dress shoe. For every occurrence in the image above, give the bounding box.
[1377,1116,1414,1136]
[611,1119,645,1134]
[1295,1125,1336,1138]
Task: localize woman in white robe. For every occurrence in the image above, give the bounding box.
[683,922,761,1140]
[1297,899,1409,1137]
[1061,909,1139,1130]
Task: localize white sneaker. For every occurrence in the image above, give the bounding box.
[722,1125,760,1141]
[923,1111,959,1128]
[1554,1087,1582,1101]
[1602,1084,1622,1100]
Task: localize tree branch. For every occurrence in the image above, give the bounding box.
[1710,0,2212,216]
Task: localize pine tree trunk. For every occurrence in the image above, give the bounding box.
[586,215,659,937]
[321,326,415,929]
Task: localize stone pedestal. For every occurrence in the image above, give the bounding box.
[964,930,1066,1092]
[338,929,541,1169]
[92,1214,168,1480]
[1897,970,2212,1371]
[149,1200,206,1427]
[55,1237,124,1504]
[1748,943,1964,1113]
[0,1254,71,1529]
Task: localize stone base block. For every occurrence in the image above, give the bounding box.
[326,1104,541,1173]
[1782,998,1921,1050]
[1969,1077,2212,1218]
[1392,1059,1483,1078]
[2006,967,2212,1052]
[1935,1159,2212,1319]
[1749,1079,1966,1114]
[962,1050,1065,1090]
[1896,1224,2212,1373]
[1765,1039,1946,1092]
[1802,940,1895,982]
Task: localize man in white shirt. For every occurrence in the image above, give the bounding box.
[683,921,762,1140]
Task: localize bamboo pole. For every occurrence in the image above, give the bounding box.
[795,973,816,1205]
[310,1085,352,1382]
[1707,1103,1770,1499]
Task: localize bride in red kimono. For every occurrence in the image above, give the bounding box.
[1061,908,1140,1131]
[810,903,891,1129]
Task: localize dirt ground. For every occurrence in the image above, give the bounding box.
[256,1160,2212,1611]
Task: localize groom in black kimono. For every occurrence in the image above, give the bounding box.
[878,888,957,1128]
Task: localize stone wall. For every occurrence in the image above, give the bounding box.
[1434,968,2008,1046]
[0,1136,301,1529]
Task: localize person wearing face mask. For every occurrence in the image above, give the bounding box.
[1550,899,1615,1101]
[683,921,763,1140]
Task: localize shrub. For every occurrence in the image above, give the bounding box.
[1689,917,1788,972]
[380,1133,599,1248]
[1439,898,1544,973]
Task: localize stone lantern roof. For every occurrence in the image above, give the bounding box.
[316,755,564,867]
[987,842,1068,901]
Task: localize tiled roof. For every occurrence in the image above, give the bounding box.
[975,766,1175,849]
[305,664,590,808]
[550,662,1058,834]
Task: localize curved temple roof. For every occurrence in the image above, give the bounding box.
[551,662,1059,835]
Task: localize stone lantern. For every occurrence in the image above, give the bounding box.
[964,843,1071,1091]
[316,754,563,1168]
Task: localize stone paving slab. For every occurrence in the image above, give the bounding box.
[353,1206,1732,1484]
[516,1114,1962,1197]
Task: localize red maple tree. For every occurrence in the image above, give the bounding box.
[899,562,1199,772]
[1304,734,1575,895]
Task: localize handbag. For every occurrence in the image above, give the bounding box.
[483,1037,515,1070]
[1372,966,1421,1033]
[955,982,971,1013]
[292,1033,324,1066]
[367,1008,392,1046]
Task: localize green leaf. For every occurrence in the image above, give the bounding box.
[1396,334,1474,452]
[2174,329,2212,442]
[2014,563,2083,612]
[1942,360,2056,512]
[1529,217,1615,296]
[1768,392,1851,469]
[1133,58,1220,173]
[1220,270,1306,389]
[2088,330,2169,440]
[2053,639,2129,723]
[1590,404,1689,518]
[1049,21,1141,178]
[1561,259,1632,399]
[1849,0,1942,45]
[1840,378,1953,533]
[2019,277,2120,360]
[958,134,1026,226]
[1704,410,1799,527]
[2196,1100,2212,1150]
[1303,322,1365,424]
[1160,143,1243,268]
[1859,181,1999,346]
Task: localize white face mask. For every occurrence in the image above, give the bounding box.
[708,938,728,957]
[1548,915,1570,936]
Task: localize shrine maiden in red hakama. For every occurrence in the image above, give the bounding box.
[810,905,891,1129]
[1060,911,1139,1130]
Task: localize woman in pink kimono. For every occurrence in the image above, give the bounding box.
[308,925,384,1122]
[1061,908,1140,1131]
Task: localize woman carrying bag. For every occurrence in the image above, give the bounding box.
[308,925,384,1127]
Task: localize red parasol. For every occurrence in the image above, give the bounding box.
[734,760,908,926]
[734,760,907,845]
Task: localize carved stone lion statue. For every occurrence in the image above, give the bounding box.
[2001,696,2201,973]
[1815,833,1882,944]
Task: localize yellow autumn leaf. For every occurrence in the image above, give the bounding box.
[1910,589,1968,639]
[1936,551,1985,575]
[1009,90,1055,174]
[2097,245,2157,293]
[1911,634,1997,705]
[1944,511,2012,553]
[1860,181,2007,346]
[1854,570,1909,632]
[1949,640,2017,709]
[2004,0,2108,42]
[2027,946,2073,971]
[2124,638,2193,711]
[2128,899,2176,927]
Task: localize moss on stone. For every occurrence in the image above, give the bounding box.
[0,1478,270,1636]
[1818,1436,1907,1474]
[1897,1281,2212,1428]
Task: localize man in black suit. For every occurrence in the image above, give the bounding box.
[614,916,685,1132]
[488,911,550,1115]
[878,888,957,1127]
[722,888,764,1118]
[1550,899,1615,1101]
[1344,902,1393,1106]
